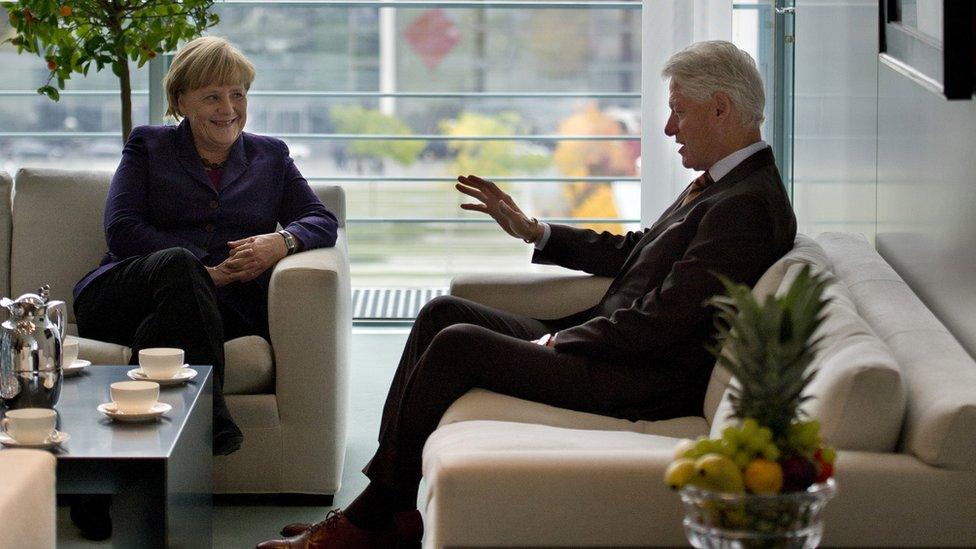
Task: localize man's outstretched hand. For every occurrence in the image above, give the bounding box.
[456,174,544,243]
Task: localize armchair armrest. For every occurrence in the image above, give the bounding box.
[268,230,351,491]
[0,450,56,548]
[450,272,612,319]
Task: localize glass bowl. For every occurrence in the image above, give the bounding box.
[679,479,837,549]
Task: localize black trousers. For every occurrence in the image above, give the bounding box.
[73,247,254,430]
[362,295,689,505]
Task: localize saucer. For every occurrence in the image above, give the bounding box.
[0,430,70,449]
[127,366,197,386]
[62,359,91,377]
[97,401,172,422]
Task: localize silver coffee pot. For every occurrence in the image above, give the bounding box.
[0,285,66,410]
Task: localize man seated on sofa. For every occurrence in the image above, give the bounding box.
[257,40,797,549]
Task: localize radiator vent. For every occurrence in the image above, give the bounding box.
[352,287,448,320]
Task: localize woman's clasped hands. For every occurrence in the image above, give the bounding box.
[207,233,288,287]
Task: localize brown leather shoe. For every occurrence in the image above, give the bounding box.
[257,509,423,549]
[279,522,311,537]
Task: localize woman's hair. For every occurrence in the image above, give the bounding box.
[163,36,256,119]
[661,40,765,128]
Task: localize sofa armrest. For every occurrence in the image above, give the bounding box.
[424,448,686,548]
[0,450,56,549]
[449,272,612,319]
[268,230,351,491]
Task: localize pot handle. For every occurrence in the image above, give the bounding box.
[47,300,67,343]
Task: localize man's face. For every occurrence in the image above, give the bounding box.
[664,80,720,171]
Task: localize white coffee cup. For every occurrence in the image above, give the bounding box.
[139,348,185,379]
[110,381,160,414]
[2,408,57,444]
[62,336,80,367]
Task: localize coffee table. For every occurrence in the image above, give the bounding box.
[50,365,212,548]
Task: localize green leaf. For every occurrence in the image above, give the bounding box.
[37,85,59,101]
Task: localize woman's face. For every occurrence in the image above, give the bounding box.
[178,83,248,157]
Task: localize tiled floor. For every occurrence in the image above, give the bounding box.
[57,326,412,548]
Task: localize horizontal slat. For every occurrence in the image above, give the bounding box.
[0,90,639,99]
[308,176,639,182]
[0,132,638,141]
[347,217,638,223]
[223,0,640,9]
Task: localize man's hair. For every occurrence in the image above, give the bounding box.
[163,36,256,120]
[661,40,765,128]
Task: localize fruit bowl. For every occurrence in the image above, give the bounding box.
[679,479,836,549]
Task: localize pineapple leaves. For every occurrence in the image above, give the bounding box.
[707,265,831,439]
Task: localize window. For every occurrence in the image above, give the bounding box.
[0,1,642,306]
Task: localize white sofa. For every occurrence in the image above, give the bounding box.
[0,449,56,548]
[0,168,351,498]
[423,232,976,547]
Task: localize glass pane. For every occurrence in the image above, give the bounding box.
[0,2,642,291]
[211,2,641,288]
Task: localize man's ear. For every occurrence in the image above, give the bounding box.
[712,91,732,121]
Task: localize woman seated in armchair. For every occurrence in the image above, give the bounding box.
[73,35,339,457]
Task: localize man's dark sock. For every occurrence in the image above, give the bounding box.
[344,482,398,531]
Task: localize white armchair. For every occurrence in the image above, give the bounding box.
[1,168,350,498]
[0,449,57,548]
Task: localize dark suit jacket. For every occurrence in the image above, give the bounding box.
[534,146,796,391]
[74,120,338,326]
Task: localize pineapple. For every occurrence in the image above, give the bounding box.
[707,264,831,443]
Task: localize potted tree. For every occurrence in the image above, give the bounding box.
[3,0,219,142]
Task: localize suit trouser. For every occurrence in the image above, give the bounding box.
[362,295,684,504]
[73,247,250,431]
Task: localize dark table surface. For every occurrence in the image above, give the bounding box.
[0,365,211,460]
[22,365,213,459]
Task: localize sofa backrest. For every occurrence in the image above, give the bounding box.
[10,167,346,324]
[702,234,830,426]
[819,232,976,471]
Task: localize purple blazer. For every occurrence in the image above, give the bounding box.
[74,120,338,308]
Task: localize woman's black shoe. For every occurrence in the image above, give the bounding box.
[69,494,112,541]
[214,424,244,455]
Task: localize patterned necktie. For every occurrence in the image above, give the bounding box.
[680,171,713,207]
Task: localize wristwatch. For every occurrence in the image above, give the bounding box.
[278,230,298,255]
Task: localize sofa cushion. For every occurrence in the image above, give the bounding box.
[76,335,274,394]
[820,232,976,470]
[224,336,275,394]
[703,234,830,425]
[440,389,709,439]
[710,262,906,453]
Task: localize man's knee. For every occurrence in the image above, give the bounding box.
[427,323,487,361]
[415,295,472,331]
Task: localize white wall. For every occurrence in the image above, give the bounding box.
[792,0,879,239]
[792,0,976,357]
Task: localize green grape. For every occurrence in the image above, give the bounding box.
[820,446,837,464]
[703,439,723,455]
[761,443,781,461]
[733,451,751,470]
[741,418,759,438]
[756,427,773,444]
[719,438,738,458]
[721,426,740,446]
[691,437,713,458]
